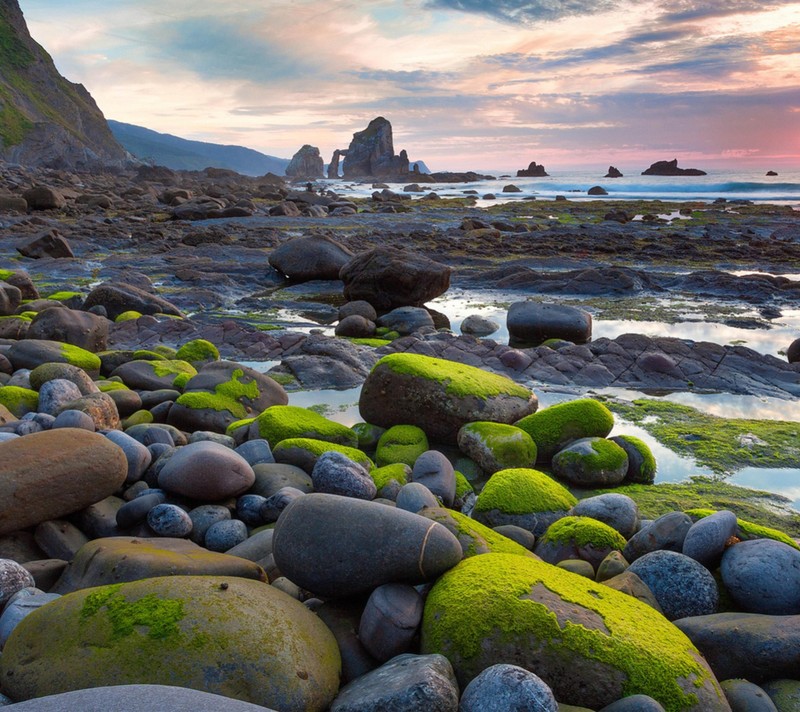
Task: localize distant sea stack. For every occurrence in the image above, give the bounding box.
[766,170,778,176]
[0,1,128,169]
[340,117,409,180]
[642,159,707,176]
[285,145,324,180]
[516,161,549,177]
[605,166,623,178]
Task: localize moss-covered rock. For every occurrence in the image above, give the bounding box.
[115,310,143,322]
[273,437,374,473]
[610,434,657,484]
[111,359,197,391]
[369,462,411,499]
[0,385,38,416]
[552,437,629,487]
[457,421,537,474]
[359,353,538,443]
[473,468,577,536]
[175,338,220,366]
[535,515,627,569]
[253,405,358,448]
[515,398,614,462]
[351,421,385,451]
[685,508,799,550]
[420,553,729,711]
[0,576,341,712]
[6,339,102,376]
[376,424,429,467]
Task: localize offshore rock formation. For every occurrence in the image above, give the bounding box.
[285,145,324,181]
[605,166,623,178]
[516,161,549,177]
[0,1,128,169]
[341,117,409,180]
[642,159,707,176]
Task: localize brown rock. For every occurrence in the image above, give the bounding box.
[27,307,109,351]
[17,229,74,259]
[22,186,66,210]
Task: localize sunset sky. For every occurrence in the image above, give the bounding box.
[17,0,800,171]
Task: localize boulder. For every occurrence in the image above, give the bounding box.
[311,450,377,500]
[359,353,538,444]
[16,229,73,259]
[375,424,429,468]
[6,339,101,375]
[787,337,800,364]
[534,515,627,570]
[552,437,629,487]
[285,144,324,180]
[605,166,623,178]
[82,281,184,321]
[27,307,109,351]
[0,429,127,536]
[624,511,693,562]
[507,301,592,347]
[457,421,537,474]
[610,434,657,484]
[340,246,451,311]
[22,186,65,210]
[376,306,435,335]
[0,559,35,607]
[1,576,340,712]
[272,493,462,597]
[420,553,729,710]
[252,404,357,448]
[719,680,778,712]
[460,664,558,712]
[358,583,424,662]
[570,493,641,540]
[269,235,353,282]
[588,186,609,195]
[460,314,499,336]
[272,438,373,474]
[682,510,738,569]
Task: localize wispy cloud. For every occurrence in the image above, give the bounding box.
[424,0,621,23]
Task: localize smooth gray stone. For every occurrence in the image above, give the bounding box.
[0,589,60,647]
[721,679,779,712]
[721,539,800,615]
[396,482,438,513]
[105,429,153,484]
[623,511,692,562]
[205,519,248,552]
[188,504,230,545]
[599,695,665,711]
[682,510,738,569]
[628,549,718,621]
[674,612,800,682]
[570,493,640,539]
[236,439,275,466]
[358,583,424,662]
[226,528,274,563]
[460,663,557,712]
[146,504,193,538]
[411,450,455,507]
[116,492,167,529]
[330,653,459,712]
[236,494,268,526]
[312,451,376,500]
[260,487,306,523]
[188,430,236,448]
[251,463,313,498]
[37,378,82,415]
[492,525,536,550]
[1,684,277,710]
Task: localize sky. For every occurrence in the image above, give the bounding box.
[17,0,800,171]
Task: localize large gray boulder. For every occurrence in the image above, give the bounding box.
[82,281,184,320]
[507,301,592,347]
[269,235,353,282]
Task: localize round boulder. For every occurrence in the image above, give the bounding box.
[158,441,255,501]
[457,421,537,474]
[610,435,657,484]
[552,437,629,487]
[534,515,627,570]
[27,308,109,352]
[459,664,558,712]
[507,301,592,347]
[269,235,354,282]
[571,493,640,540]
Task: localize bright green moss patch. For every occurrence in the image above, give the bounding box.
[458,421,537,471]
[552,437,628,482]
[97,380,129,392]
[273,437,374,471]
[455,471,473,499]
[347,338,393,347]
[375,353,532,400]
[149,359,197,381]
[115,311,143,322]
[132,350,165,361]
[226,416,256,435]
[45,291,82,302]
[176,339,220,364]
[685,508,799,550]
[255,405,358,448]
[376,424,429,467]
[475,468,577,515]
[123,409,154,428]
[607,398,800,474]
[614,434,657,483]
[421,553,717,710]
[61,343,101,372]
[541,515,627,550]
[0,385,38,415]
[177,368,260,419]
[515,398,614,461]
[422,507,535,558]
[370,463,410,491]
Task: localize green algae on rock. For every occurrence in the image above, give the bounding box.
[611,433,657,484]
[535,515,628,570]
[175,338,220,366]
[254,404,358,448]
[369,462,411,497]
[375,424,429,467]
[0,385,38,416]
[359,352,538,443]
[420,553,729,711]
[457,421,537,474]
[552,437,629,487]
[273,437,374,473]
[515,398,614,462]
[0,576,341,712]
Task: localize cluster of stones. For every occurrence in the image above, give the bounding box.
[1,296,799,712]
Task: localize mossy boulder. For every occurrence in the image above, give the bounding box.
[168,361,288,434]
[253,405,358,448]
[351,421,386,451]
[0,385,38,416]
[115,310,143,322]
[515,398,614,462]
[552,437,629,487]
[420,553,729,711]
[376,424,429,467]
[175,338,220,366]
[370,462,411,499]
[111,359,197,391]
[457,421,537,474]
[534,516,628,570]
[420,507,539,560]
[6,339,101,376]
[273,438,374,473]
[359,353,538,444]
[611,434,657,484]
[0,576,341,712]
[473,468,577,536]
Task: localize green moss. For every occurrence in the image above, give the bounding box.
[0,314,29,323]
[607,399,800,474]
[516,399,615,461]
[0,89,32,148]
[375,353,532,400]
[376,424,429,467]
[148,359,197,382]
[123,409,154,428]
[267,372,296,387]
[541,515,627,550]
[370,463,410,491]
[175,339,220,364]
[61,343,101,372]
[273,437,374,471]
[423,507,535,558]
[0,385,38,415]
[475,468,577,515]
[45,291,82,302]
[226,416,256,435]
[115,311,143,322]
[255,405,358,448]
[614,434,657,483]
[80,584,185,641]
[351,422,385,451]
[347,337,393,347]
[685,508,799,550]
[455,471,474,499]
[421,553,717,711]
[132,350,165,361]
[553,437,628,479]
[176,368,260,420]
[460,421,537,469]
[97,380,129,392]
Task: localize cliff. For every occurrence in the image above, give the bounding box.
[341,117,409,179]
[0,0,128,169]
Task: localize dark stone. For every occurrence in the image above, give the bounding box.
[720,680,778,712]
[507,301,592,347]
[460,664,558,712]
[641,159,707,176]
[682,510,738,569]
[22,187,65,210]
[17,229,73,259]
[342,117,410,179]
[27,308,109,352]
[516,162,549,177]
[588,186,608,195]
[285,144,324,180]
[269,235,353,282]
[82,282,184,321]
[358,583,424,662]
[787,337,800,363]
[623,511,692,562]
[605,166,623,178]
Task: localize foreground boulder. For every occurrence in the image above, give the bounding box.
[420,553,730,710]
[359,353,538,443]
[0,429,127,535]
[507,301,592,347]
[340,246,451,311]
[0,576,341,712]
[269,235,353,282]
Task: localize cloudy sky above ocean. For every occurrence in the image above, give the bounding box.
[18,0,800,170]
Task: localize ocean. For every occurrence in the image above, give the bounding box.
[323,168,800,207]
